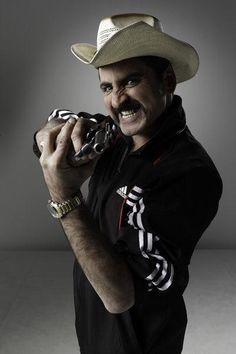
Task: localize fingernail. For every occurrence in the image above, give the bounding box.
[68,117,76,124]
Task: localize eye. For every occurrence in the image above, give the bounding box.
[126,78,139,87]
[101,85,112,94]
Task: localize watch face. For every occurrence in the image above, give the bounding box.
[47,202,62,218]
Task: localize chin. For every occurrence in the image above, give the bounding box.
[122,131,134,137]
[120,121,144,137]
[120,126,137,136]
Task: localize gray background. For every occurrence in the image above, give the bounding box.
[1,0,235,250]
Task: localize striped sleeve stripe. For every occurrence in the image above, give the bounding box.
[128,192,141,201]
[48,109,79,121]
[156,264,174,291]
[139,231,174,290]
[138,230,149,259]
[146,260,174,291]
[146,255,166,282]
[128,203,138,228]
[126,187,144,206]
[133,186,143,193]
[146,233,153,252]
[126,199,136,207]
[136,199,145,229]
[128,198,145,230]
[150,257,168,285]
[138,230,154,254]
[127,186,174,292]
[145,267,159,281]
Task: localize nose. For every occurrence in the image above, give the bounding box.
[111,89,128,110]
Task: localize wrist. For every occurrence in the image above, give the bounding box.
[49,187,83,203]
[47,191,84,219]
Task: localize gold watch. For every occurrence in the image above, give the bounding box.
[47,194,83,218]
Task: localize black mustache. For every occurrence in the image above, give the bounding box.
[113,100,141,115]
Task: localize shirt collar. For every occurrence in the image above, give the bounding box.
[122,95,186,156]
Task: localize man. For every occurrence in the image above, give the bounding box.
[34,14,222,354]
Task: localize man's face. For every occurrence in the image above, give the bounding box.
[99,57,168,149]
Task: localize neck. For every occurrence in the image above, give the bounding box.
[131,136,150,151]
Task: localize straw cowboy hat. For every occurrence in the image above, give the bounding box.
[71,13,199,83]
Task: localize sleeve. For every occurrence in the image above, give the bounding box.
[115,167,223,298]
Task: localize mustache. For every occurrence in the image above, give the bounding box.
[112,99,142,116]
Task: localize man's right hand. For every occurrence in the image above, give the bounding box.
[35,117,100,166]
[35,118,65,155]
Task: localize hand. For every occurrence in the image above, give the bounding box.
[36,114,104,164]
[66,116,99,167]
[39,118,98,202]
[35,118,65,154]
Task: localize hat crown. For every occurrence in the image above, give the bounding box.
[71,12,199,83]
[97,13,163,50]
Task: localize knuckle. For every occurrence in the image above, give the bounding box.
[39,157,48,169]
[56,141,67,151]
[48,118,64,127]
[40,157,59,170]
[57,137,68,147]
[71,134,81,143]
[43,130,53,139]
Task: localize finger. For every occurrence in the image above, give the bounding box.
[71,119,96,153]
[40,123,65,157]
[70,152,99,167]
[85,151,98,160]
[70,119,85,153]
[54,117,77,160]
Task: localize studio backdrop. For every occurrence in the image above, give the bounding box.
[1,0,235,250]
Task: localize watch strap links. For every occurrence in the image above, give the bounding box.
[47,194,83,218]
[60,195,81,214]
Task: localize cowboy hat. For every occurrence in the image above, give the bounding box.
[71,13,199,83]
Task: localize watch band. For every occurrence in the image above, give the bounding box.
[47,194,83,219]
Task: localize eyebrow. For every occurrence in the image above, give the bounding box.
[99,72,144,89]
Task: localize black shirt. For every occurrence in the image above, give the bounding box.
[72,96,222,354]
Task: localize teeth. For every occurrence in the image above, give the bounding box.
[121,110,136,117]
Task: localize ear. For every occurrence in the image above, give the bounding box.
[162,65,176,94]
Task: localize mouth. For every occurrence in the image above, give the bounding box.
[120,109,138,118]
[118,106,142,123]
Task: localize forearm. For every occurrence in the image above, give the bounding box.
[61,203,135,314]
[37,118,133,312]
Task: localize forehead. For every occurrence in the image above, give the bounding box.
[98,57,150,82]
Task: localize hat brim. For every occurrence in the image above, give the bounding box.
[71,22,199,83]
